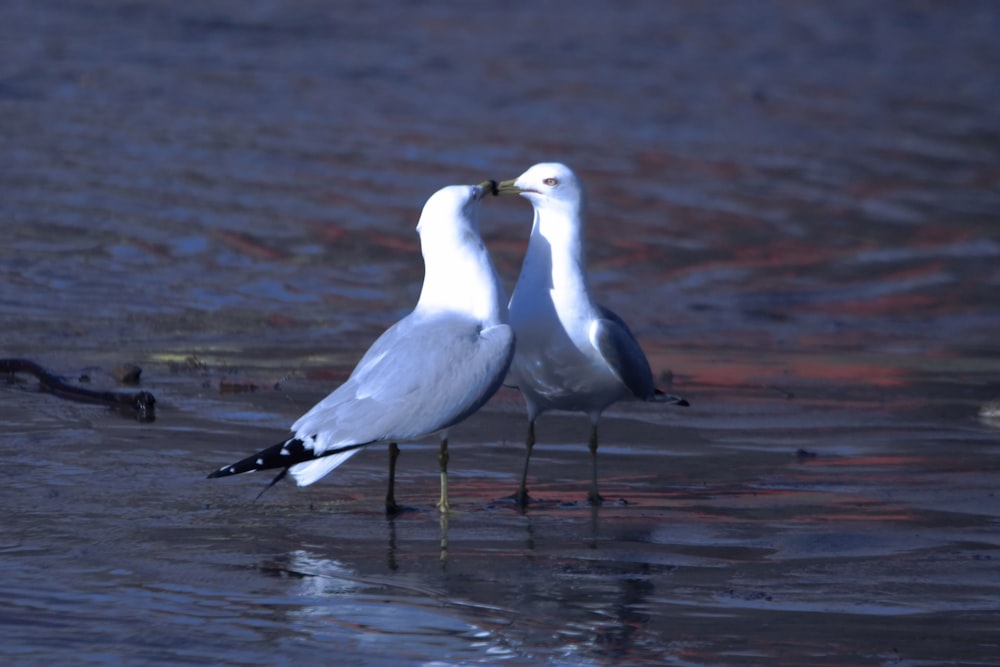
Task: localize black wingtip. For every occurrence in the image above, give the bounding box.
[206,437,308,480]
[207,438,372,492]
[654,388,690,407]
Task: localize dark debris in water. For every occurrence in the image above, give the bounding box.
[112,363,143,385]
[218,377,259,394]
[1,358,155,422]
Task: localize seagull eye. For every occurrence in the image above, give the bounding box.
[543,178,558,186]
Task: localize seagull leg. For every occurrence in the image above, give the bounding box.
[587,424,604,505]
[439,512,449,566]
[385,442,402,515]
[436,437,450,513]
[515,420,535,507]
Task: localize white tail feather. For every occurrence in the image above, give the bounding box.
[289,448,362,486]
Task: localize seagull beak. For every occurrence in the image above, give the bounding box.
[495,179,529,196]
[477,180,499,198]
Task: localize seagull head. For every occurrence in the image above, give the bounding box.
[414,183,507,323]
[416,184,487,236]
[495,162,584,214]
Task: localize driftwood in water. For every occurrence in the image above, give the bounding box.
[1,358,156,421]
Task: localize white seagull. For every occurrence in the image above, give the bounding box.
[496,162,688,506]
[208,183,514,513]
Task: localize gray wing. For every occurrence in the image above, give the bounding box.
[292,312,514,451]
[592,304,656,400]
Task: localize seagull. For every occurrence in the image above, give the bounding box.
[495,163,688,506]
[208,183,514,514]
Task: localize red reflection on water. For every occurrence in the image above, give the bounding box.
[599,237,660,268]
[303,367,351,383]
[816,455,925,468]
[633,149,748,182]
[214,229,288,261]
[369,231,419,253]
[266,314,306,328]
[813,292,944,317]
[647,348,908,390]
[305,221,349,243]
[784,357,907,387]
[795,512,916,523]
[124,236,173,260]
[731,238,847,271]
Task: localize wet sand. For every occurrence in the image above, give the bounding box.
[3,1,1000,665]
[2,378,999,665]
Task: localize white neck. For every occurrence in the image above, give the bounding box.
[513,202,592,310]
[415,227,507,326]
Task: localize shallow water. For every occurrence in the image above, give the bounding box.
[2,1,1000,665]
